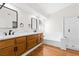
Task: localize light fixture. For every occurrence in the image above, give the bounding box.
[0,3,5,9]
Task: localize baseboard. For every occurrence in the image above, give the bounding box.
[66,48,79,52]
[44,40,66,50]
[21,43,43,56]
[44,43,61,50]
[44,40,61,48]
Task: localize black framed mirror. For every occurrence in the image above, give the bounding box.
[0,4,18,29]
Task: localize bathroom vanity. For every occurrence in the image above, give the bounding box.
[0,33,44,56]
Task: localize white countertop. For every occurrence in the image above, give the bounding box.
[0,32,43,40]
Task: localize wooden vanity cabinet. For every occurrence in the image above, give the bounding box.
[0,33,43,56]
[15,36,27,56]
[0,39,16,56]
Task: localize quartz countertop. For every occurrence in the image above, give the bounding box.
[0,32,43,40]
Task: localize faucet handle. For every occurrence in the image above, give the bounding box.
[12,32,15,35]
[4,32,7,36]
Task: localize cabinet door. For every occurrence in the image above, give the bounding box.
[16,43,26,56]
[27,35,37,50]
[37,34,41,44]
[0,39,15,56]
[27,39,36,50]
[15,36,27,56]
[37,33,43,44]
[0,47,15,56]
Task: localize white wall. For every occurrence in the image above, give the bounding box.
[44,4,79,49]
[0,4,46,35]
[45,16,63,41]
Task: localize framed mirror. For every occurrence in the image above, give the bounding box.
[0,5,18,29]
[31,17,38,32]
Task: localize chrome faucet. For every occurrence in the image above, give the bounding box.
[9,30,13,35]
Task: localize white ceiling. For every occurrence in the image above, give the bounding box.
[27,3,72,17]
[10,3,73,18]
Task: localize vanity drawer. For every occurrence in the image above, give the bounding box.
[27,35,36,39]
[27,36,37,43]
[16,36,26,44]
[0,39,15,49]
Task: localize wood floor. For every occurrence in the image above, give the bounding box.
[27,44,79,56]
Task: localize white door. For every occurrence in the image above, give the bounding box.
[64,17,79,50]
